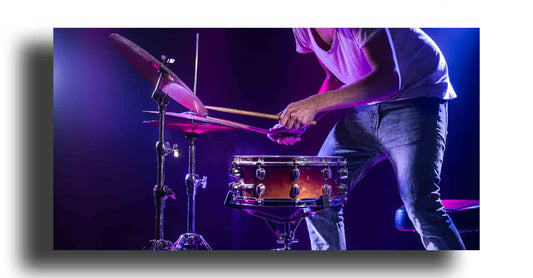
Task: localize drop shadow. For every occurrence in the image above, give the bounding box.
[19,35,460,275]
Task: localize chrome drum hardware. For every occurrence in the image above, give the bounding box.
[226,155,348,208]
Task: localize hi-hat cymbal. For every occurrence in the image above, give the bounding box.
[143,111,273,135]
[110,33,208,116]
[143,120,238,134]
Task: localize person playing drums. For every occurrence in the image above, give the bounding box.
[268,28,465,250]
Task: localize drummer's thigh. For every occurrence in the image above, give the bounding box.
[318,121,383,190]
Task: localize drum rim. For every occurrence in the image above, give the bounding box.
[231,155,347,166]
[232,155,344,159]
[230,196,347,208]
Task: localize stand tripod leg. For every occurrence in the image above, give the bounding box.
[175,233,212,250]
[144,239,176,251]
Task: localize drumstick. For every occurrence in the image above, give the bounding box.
[205,116,272,135]
[205,105,317,125]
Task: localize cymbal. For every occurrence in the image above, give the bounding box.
[110,33,208,116]
[143,111,273,135]
[143,120,237,134]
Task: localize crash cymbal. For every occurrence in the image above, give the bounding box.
[143,120,238,134]
[110,33,208,116]
[143,111,273,135]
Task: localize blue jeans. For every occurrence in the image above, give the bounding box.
[305,97,465,250]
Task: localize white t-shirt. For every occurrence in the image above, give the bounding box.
[292,28,457,103]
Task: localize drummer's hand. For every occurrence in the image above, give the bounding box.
[267,124,308,145]
[279,96,320,130]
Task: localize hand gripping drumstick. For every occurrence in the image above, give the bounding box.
[205,105,317,125]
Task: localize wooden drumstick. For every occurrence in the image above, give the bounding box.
[205,105,317,125]
[205,116,272,135]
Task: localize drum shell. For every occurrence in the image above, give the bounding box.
[239,166,344,199]
[228,156,348,207]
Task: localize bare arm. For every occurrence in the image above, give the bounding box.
[267,55,343,144]
[316,56,344,93]
[280,29,401,129]
[313,55,344,120]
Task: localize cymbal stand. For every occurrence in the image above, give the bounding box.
[144,55,179,250]
[175,132,211,250]
[174,34,211,250]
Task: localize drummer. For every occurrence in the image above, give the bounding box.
[268,28,465,250]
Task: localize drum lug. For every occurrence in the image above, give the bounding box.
[338,167,348,180]
[322,167,332,181]
[230,164,241,179]
[322,184,332,196]
[290,184,300,200]
[256,183,266,198]
[339,183,348,196]
[256,165,266,180]
[290,166,300,182]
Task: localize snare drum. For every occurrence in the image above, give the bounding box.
[227,155,348,208]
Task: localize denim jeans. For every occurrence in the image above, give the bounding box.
[305,97,465,250]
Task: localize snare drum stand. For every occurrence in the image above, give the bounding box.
[225,192,333,250]
[174,133,212,250]
[241,208,315,251]
[144,56,179,251]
